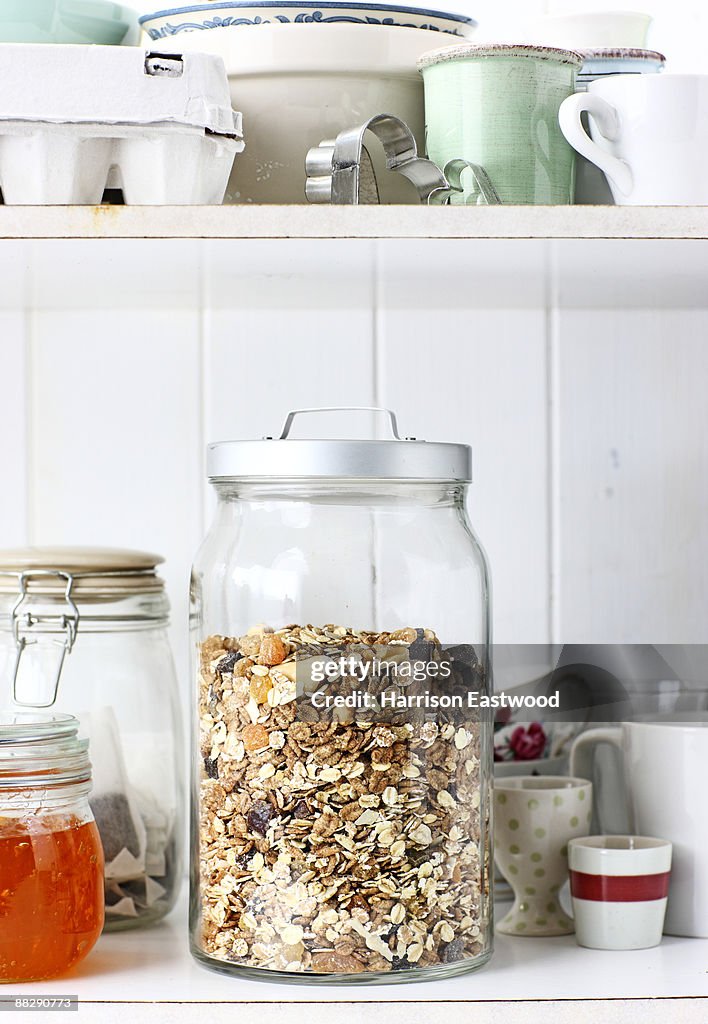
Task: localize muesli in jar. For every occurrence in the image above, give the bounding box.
[195,623,489,978]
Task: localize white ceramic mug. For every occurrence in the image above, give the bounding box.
[569,836,672,950]
[526,11,652,50]
[559,75,708,205]
[571,717,708,936]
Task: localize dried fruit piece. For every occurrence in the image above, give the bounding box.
[247,800,274,836]
[258,635,286,667]
[217,651,243,674]
[441,938,465,963]
[348,894,370,915]
[250,673,273,704]
[242,723,269,752]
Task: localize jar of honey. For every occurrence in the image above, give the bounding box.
[0,713,104,983]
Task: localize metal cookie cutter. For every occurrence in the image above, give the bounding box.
[305,113,450,205]
[305,114,503,205]
[433,159,502,206]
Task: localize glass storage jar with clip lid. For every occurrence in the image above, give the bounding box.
[0,712,104,982]
[0,548,184,931]
[190,407,493,983]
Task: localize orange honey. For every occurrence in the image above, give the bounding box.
[0,815,104,983]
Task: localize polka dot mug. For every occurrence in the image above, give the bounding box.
[495,776,593,936]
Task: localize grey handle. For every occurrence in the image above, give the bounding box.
[277,407,402,441]
[570,727,633,833]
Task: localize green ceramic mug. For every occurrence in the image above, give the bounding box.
[418,43,582,205]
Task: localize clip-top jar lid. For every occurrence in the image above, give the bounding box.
[0,546,165,598]
[207,407,472,482]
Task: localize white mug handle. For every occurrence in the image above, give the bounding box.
[559,93,633,198]
[570,726,633,833]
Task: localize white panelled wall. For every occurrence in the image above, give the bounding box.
[1,238,707,695]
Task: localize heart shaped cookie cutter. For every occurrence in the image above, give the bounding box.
[305,113,448,205]
[432,159,502,206]
[305,114,502,205]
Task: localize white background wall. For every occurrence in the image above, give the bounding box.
[1,238,707,695]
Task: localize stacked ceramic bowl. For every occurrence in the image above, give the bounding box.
[139,2,475,40]
[140,2,477,202]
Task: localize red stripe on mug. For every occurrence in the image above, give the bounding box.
[569,869,671,903]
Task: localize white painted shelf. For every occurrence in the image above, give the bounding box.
[10,895,708,1024]
[1,205,708,240]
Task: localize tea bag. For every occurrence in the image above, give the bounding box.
[81,706,147,879]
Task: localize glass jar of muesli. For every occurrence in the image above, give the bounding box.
[190,408,492,983]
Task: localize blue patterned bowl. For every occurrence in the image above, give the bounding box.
[140,2,477,39]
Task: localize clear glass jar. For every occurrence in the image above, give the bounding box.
[0,548,184,931]
[190,408,493,983]
[0,713,104,982]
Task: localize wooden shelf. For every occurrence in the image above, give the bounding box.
[10,894,708,1023]
[1,204,708,240]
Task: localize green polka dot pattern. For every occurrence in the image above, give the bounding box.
[494,778,592,938]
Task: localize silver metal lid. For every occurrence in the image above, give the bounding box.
[207,408,472,482]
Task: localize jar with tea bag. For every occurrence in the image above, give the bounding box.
[0,548,184,931]
[190,408,493,982]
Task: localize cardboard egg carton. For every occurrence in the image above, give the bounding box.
[0,45,244,205]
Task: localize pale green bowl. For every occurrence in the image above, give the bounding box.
[0,0,140,44]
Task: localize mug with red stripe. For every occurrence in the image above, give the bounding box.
[569,836,672,950]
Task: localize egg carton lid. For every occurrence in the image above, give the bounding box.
[0,44,238,136]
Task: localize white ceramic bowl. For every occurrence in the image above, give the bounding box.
[140,2,476,40]
[523,10,652,50]
[150,22,445,203]
[494,756,568,778]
